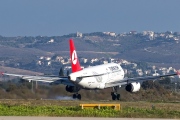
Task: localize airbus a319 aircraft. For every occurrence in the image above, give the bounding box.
[2,39,179,100]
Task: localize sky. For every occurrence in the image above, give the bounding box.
[0,0,180,36]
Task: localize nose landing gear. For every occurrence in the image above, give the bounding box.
[111,86,120,100]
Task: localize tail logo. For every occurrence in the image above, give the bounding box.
[72,50,77,65]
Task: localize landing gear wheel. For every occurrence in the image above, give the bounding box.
[112,94,116,100]
[117,94,120,100]
[111,92,117,100]
[73,94,76,99]
[77,94,81,100]
[111,86,120,100]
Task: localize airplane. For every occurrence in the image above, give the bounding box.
[1,39,179,100]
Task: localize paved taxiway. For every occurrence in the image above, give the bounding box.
[0,117,178,120]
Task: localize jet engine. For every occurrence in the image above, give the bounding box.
[65,85,80,93]
[125,82,141,92]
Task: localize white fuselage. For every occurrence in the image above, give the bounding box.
[69,63,124,89]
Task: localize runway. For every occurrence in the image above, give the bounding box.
[0,117,178,120]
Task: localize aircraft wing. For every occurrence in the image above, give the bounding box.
[2,73,74,86]
[105,72,179,88]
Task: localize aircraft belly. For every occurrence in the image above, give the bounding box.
[78,77,98,89]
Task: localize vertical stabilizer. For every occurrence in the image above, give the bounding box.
[69,39,82,72]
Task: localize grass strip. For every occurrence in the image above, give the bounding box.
[0,104,180,118]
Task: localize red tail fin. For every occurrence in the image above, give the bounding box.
[69,39,82,73]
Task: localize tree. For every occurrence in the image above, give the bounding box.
[66,70,70,76]
[158,77,171,85]
[141,80,157,90]
[59,67,64,76]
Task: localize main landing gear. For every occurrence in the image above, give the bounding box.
[111,86,120,100]
[72,93,81,100]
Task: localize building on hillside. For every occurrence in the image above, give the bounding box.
[39,56,44,60]
[47,61,51,66]
[103,60,108,64]
[48,39,54,43]
[37,61,42,65]
[142,31,154,40]
[91,58,99,63]
[129,31,137,34]
[77,32,83,37]
[152,70,160,76]
[136,69,143,76]
[83,58,88,63]
[45,57,51,61]
[103,32,116,37]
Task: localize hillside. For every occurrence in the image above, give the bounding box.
[0,32,180,101]
[0,31,180,70]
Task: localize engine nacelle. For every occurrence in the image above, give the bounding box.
[65,85,80,93]
[125,82,141,92]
